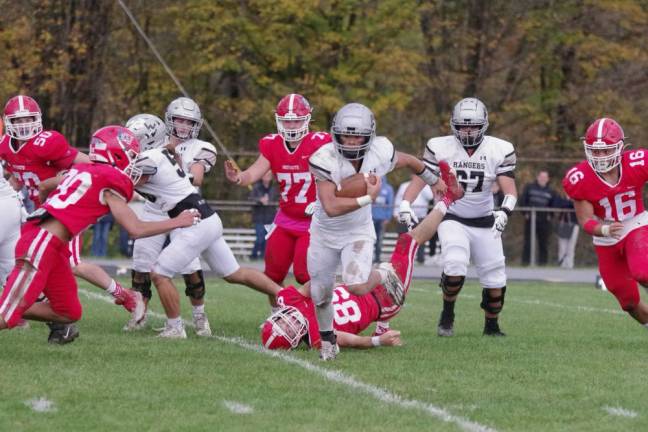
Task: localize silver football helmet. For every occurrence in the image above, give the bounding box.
[450,97,488,148]
[165,97,203,140]
[126,113,167,152]
[331,103,375,160]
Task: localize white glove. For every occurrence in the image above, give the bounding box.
[398,200,419,227]
[305,202,316,216]
[492,210,509,237]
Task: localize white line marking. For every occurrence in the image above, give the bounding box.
[603,406,638,418]
[223,400,254,414]
[79,289,496,432]
[25,397,56,413]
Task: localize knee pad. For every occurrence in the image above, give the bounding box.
[131,270,152,300]
[183,270,206,300]
[480,287,506,314]
[439,273,465,297]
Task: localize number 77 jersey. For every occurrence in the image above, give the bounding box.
[563,149,648,246]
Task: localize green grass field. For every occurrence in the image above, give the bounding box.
[1,278,647,432]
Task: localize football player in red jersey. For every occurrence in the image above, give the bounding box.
[261,162,464,350]
[0,126,197,342]
[223,94,331,285]
[563,118,648,327]
[0,95,148,341]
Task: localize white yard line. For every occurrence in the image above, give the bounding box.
[223,400,254,414]
[24,397,56,413]
[603,406,638,418]
[409,289,624,315]
[79,289,496,432]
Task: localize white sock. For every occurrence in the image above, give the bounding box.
[167,317,183,328]
[192,304,205,315]
[105,279,117,295]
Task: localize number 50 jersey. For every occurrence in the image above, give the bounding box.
[563,149,648,246]
[423,135,516,219]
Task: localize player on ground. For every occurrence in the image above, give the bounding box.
[0,95,145,343]
[262,162,464,350]
[224,94,331,285]
[308,102,446,360]
[0,126,197,340]
[133,129,282,339]
[563,118,648,327]
[401,97,517,337]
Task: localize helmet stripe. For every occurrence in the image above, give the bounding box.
[18,96,24,112]
[288,94,295,114]
[597,117,607,139]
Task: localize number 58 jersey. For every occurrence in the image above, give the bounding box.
[563,149,648,246]
[423,135,516,219]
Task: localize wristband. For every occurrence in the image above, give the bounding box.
[501,194,517,215]
[357,195,373,207]
[583,219,599,235]
[416,167,439,186]
[371,336,381,347]
[600,224,611,237]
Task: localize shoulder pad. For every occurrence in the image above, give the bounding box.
[135,149,161,176]
[308,143,337,182]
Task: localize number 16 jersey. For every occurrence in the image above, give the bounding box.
[563,149,648,246]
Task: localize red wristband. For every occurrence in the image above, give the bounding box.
[583,219,598,235]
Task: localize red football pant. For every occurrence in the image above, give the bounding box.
[596,226,648,311]
[265,225,310,284]
[0,222,81,328]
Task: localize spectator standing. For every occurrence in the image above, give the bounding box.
[520,170,557,265]
[91,214,114,257]
[371,175,394,262]
[394,175,434,263]
[554,193,579,268]
[249,171,279,260]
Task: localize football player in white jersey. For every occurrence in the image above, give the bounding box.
[308,102,446,360]
[132,130,281,339]
[0,163,22,284]
[124,112,205,333]
[401,97,517,337]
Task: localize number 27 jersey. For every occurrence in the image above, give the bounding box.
[563,149,648,246]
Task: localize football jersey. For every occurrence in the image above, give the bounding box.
[175,138,218,192]
[42,163,133,237]
[0,130,78,207]
[563,149,648,246]
[259,131,331,221]
[423,135,516,219]
[134,148,196,212]
[309,137,397,246]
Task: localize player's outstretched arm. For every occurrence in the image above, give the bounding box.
[395,151,446,195]
[317,177,381,217]
[104,191,198,239]
[224,155,271,187]
[335,329,402,348]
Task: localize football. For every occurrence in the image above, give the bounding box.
[335,173,378,198]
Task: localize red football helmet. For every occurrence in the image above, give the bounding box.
[275,94,312,142]
[3,95,43,140]
[89,125,141,183]
[261,306,309,350]
[583,118,625,173]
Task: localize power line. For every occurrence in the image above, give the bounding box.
[117,0,234,162]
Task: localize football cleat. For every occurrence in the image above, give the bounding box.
[319,340,340,361]
[157,323,187,339]
[47,323,79,345]
[123,312,148,332]
[438,160,464,205]
[483,322,506,337]
[377,262,405,306]
[372,321,391,337]
[437,310,455,337]
[193,313,212,337]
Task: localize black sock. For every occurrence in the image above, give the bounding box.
[320,330,336,344]
[485,317,499,329]
[442,299,456,316]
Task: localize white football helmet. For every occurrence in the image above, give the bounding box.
[450,97,489,148]
[331,103,376,160]
[165,97,203,140]
[126,113,167,151]
[260,306,309,350]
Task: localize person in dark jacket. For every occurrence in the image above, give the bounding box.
[249,171,279,260]
[520,170,557,265]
